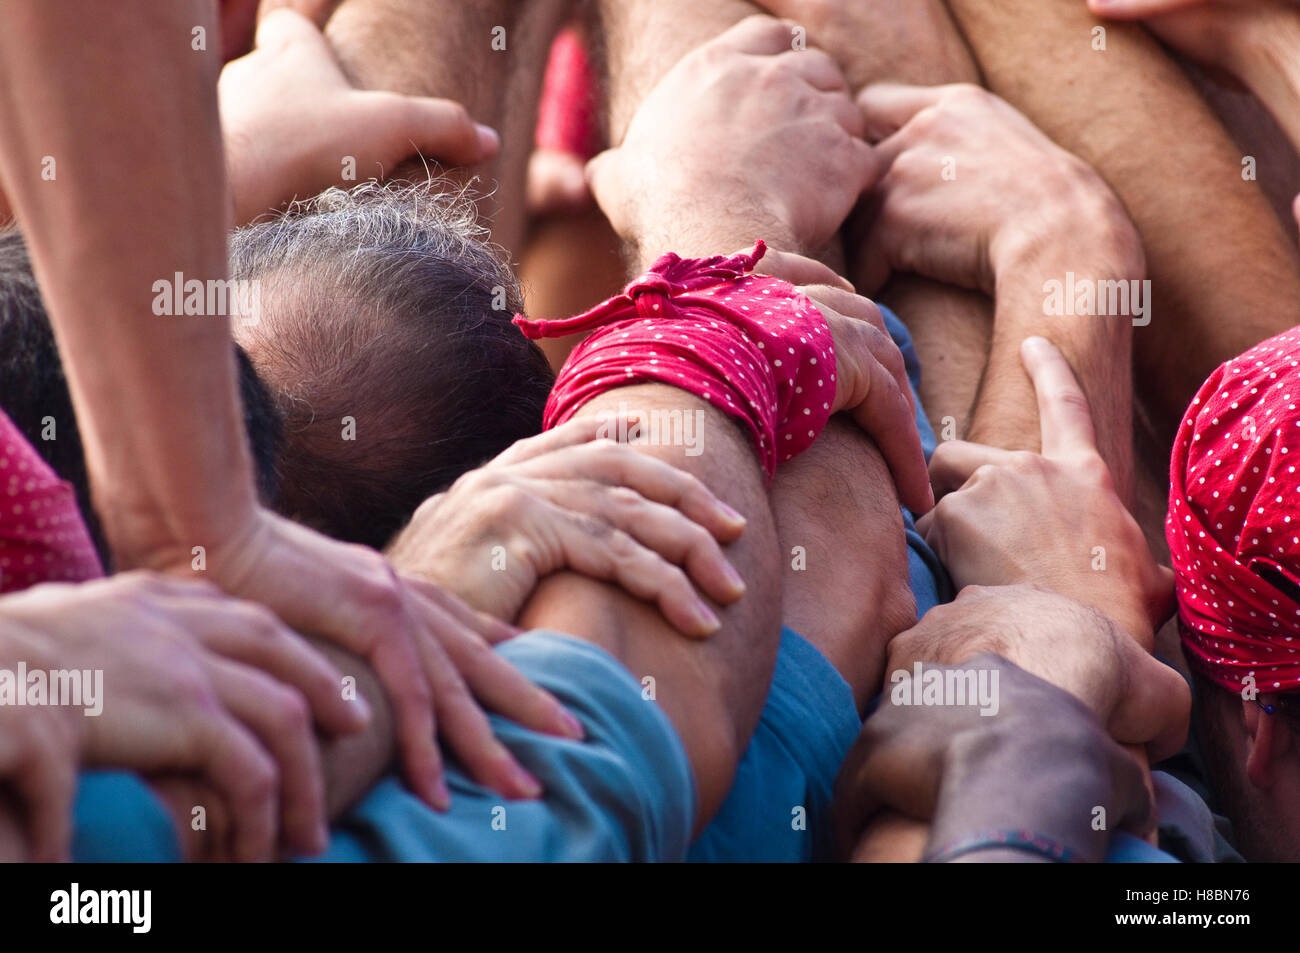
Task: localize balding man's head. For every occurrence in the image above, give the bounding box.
[230,182,554,548]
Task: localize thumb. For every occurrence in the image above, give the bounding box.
[584,149,630,231]
[254,7,322,51]
[386,96,499,167]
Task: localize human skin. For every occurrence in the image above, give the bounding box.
[855,82,1144,503]
[323,0,573,260]
[0,0,589,813]
[0,573,373,862]
[834,651,1155,863]
[945,0,1300,443]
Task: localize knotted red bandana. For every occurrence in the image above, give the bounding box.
[514,242,836,478]
[0,409,102,593]
[1167,327,1300,693]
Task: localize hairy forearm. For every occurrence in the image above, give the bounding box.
[0,1,257,557]
[947,0,1300,437]
[1236,14,1300,154]
[970,214,1142,503]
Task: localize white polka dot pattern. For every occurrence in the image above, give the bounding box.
[1168,327,1300,692]
[0,410,103,593]
[514,242,836,478]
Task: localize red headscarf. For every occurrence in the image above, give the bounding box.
[1168,327,1300,693]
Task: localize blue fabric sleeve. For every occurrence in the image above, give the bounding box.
[72,771,182,862]
[309,630,695,862]
[689,628,861,862]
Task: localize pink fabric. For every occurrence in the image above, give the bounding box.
[534,26,600,159]
[0,409,102,593]
[1167,326,1300,693]
[514,242,836,478]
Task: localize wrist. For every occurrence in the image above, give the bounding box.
[932,720,1114,861]
[991,178,1144,286]
[98,485,260,574]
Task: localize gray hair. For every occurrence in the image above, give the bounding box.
[227,180,552,549]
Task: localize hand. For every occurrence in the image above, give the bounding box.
[747,249,932,510]
[855,83,1142,295]
[388,417,750,638]
[833,653,1155,862]
[0,572,370,861]
[746,247,932,512]
[219,9,499,224]
[917,337,1173,642]
[884,585,1190,761]
[587,15,876,264]
[129,505,582,810]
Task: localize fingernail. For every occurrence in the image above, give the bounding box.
[348,694,372,724]
[476,123,500,156]
[511,763,543,799]
[694,601,722,634]
[432,778,451,811]
[558,706,585,740]
[717,502,747,528]
[722,562,747,596]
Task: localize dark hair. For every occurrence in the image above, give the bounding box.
[228,181,554,549]
[0,227,284,568]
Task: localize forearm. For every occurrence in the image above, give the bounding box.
[518,386,783,833]
[947,0,1300,437]
[771,421,917,710]
[970,214,1142,503]
[1235,13,1300,154]
[0,1,257,558]
[325,0,570,257]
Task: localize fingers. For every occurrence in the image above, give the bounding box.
[851,370,933,514]
[253,6,321,51]
[491,416,621,467]
[328,569,444,809]
[772,47,849,93]
[178,598,369,736]
[409,613,542,800]
[512,440,749,542]
[1020,336,1101,460]
[858,83,946,142]
[407,578,519,646]
[204,657,327,856]
[540,500,724,637]
[409,587,580,739]
[193,711,279,862]
[924,440,1019,500]
[831,313,933,512]
[393,95,499,167]
[751,248,854,291]
[800,285,910,412]
[533,477,746,606]
[0,716,75,862]
[711,14,801,55]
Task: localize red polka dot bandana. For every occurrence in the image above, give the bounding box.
[514,242,836,479]
[1167,327,1300,693]
[0,409,102,593]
